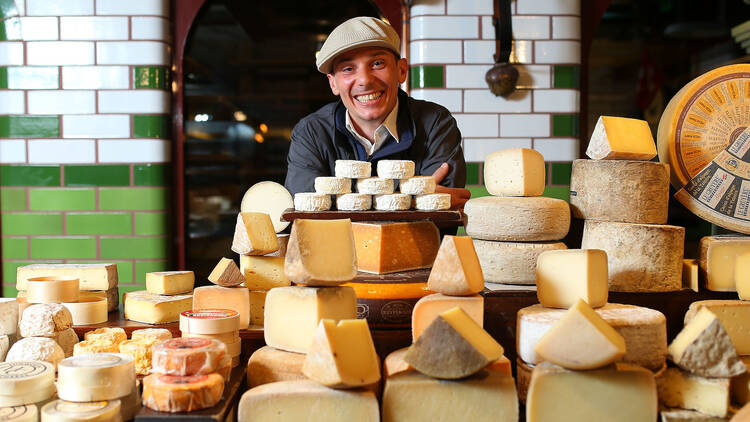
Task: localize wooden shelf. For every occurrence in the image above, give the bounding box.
[281,208,463,228]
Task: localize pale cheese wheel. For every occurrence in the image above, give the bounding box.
[373,193,411,210]
[56,353,136,402]
[464,196,570,241]
[399,176,436,195]
[179,309,240,334]
[151,338,228,376]
[0,383,56,407]
[517,303,667,371]
[6,337,64,369]
[413,193,450,210]
[335,160,371,178]
[26,277,79,304]
[0,361,55,396]
[61,297,107,326]
[377,160,415,178]
[581,220,685,292]
[293,193,331,211]
[41,399,121,422]
[569,159,670,224]
[0,404,37,421]
[19,303,73,337]
[473,239,567,285]
[356,177,394,194]
[240,181,294,233]
[142,373,224,412]
[335,193,372,211]
[314,177,351,194]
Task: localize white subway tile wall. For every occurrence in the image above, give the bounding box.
[62,114,131,139]
[446,0,493,16]
[19,17,58,40]
[454,114,499,138]
[131,17,170,41]
[95,0,169,17]
[26,0,94,16]
[98,139,170,163]
[410,40,462,64]
[500,114,551,138]
[60,17,129,40]
[411,0,445,16]
[61,66,130,89]
[410,16,479,40]
[28,139,97,163]
[27,41,95,65]
[464,138,532,162]
[410,89,462,113]
[96,41,170,65]
[0,91,25,114]
[0,43,24,65]
[0,140,27,163]
[98,90,170,114]
[28,90,97,114]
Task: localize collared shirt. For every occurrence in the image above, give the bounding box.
[345,99,400,157]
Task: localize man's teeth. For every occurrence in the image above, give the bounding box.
[356,92,382,102]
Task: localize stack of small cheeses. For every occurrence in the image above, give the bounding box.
[123,271,194,324]
[0,360,56,418]
[180,309,241,368]
[7,303,76,366]
[294,159,450,211]
[465,148,571,286]
[573,116,685,293]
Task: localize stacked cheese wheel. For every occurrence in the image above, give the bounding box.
[8,303,75,365]
[465,148,570,285]
[123,271,194,325]
[180,309,241,367]
[0,361,55,412]
[573,115,684,292]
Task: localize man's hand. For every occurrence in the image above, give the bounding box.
[431,163,471,211]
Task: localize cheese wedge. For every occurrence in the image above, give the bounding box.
[207,258,244,287]
[384,347,511,378]
[427,236,484,296]
[586,116,657,160]
[484,147,545,196]
[412,293,483,341]
[284,219,358,286]
[146,271,194,295]
[231,212,279,256]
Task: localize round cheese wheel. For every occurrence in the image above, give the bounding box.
[413,193,450,210]
[19,303,73,337]
[399,176,436,195]
[6,338,64,369]
[41,399,121,422]
[373,193,411,210]
[336,193,372,211]
[26,276,79,304]
[335,160,371,178]
[356,177,394,195]
[464,196,570,241]
[0,384,56,407]
[377,160,415,178]
[0,404,37,421]
[241,181,294,233]
[0,361,55,395]
[314,177,351,194]
[151,338,228,376]
[473,239,567,285]
[142,373,224,412]
[179,309,240,334]
[293,192,331,211]
[56,353,136,402]
[61,297,107,326]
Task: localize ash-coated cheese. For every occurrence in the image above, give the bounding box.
[335,193,372,211]
[569,159,670,224]
[231,212,279,256]
[314,177,351,194]
[484,148,545,197]
[685,300,750,355]
[0,298,18,335]
[19,303,72,338]
[412,294,483,341]
[473,240,567,285]
[699,236,750,292]
[356,177,394,194]
[16,263,118,291]
[464,196,570,241]
[6,337,64,368]
[413,193,450,210]
[293,192,331,211]
[377,160,415,179]
[335,160,371,178]
[517,303,667,371]
[373,193,411,210]
[586,116,657,160]
[657,367,730,417]
[399,176,436,195]
[581,220,685,292]
[240,180,294,233]
[384,347,511,378]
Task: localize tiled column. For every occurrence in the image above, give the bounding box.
[409,0,580,200]
[0,0,172,298]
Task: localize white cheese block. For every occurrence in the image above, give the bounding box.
[399,176,436,195]
[356,177,394,194]
[335,160,371,178]
[473,239,567,285]
[0,361,55,396]
[0,299,18,336]
[16,264,118,291]
[373,193,411,211]
[314,177,351,194]
[517,303,667,371]
[569,159,670,224]
[0,404,37,421]
[19,303,73,338]
[685,300,750,355]
[41,399,122,422]
[6,337,64,369]
[335,193,371,211]
[484,148,545,197]
[464,196,570,241]
[377,160,415,179]
[294,193,331,211]
[657,367,730,417]
[56,353,136,402]
[413,193,450,210]
[581,220,685,292]
[240,181,294,233]
[53,328,79,358]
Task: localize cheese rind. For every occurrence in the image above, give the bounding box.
[352,221,440,274]
[356,177,394,195]
[737,252,750,299]
[413,193,450,210]
[464,196,570,241]
[484,148,545,196]
[586,116,658,160]
[16,263,118,291]
[657,367,730,417]
[685,300,750,355]
[151,338,227,376]
[335,160,371,178]
[19,303,73,337]
[314,177,351,194]
[427,236,484,296]
[399,176,436,195]
[207,258,244,287]
[377,160,415,179]
[231,212,279,256]
[384,347,510,378]
[412,293,483,341]
[142,373,224,412]
[293,192,331,211]
[56,353,136,402]
[284,219,357,286]
[247,346,306,388]
[240,255,290,290]
[700,236,750,292]
[473,240,567,285]
[145,271,194,295]
[123,291,192,324]
[74,338,119,355]
[84,327,126,344]
[335,193,371,210]
[6,337,64,369]
[192,286,250,329]
[53,327,79,357]
[661,408,730,422]
[373,193,411,210]
[536,249,608,309]
[240,180,294,233]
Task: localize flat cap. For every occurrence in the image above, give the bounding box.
[316,16,400,74]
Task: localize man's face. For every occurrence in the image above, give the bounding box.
[327,47,408,132]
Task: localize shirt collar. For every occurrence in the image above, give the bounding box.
[345,99,400,157]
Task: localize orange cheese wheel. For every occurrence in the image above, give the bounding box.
[142,373,224,412]
[151,338,228,376]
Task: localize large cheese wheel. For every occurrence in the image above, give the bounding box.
[142,373,224,413]
[581,220,685,292]
[464,196,570,241]
[56,353,136,402]
[569,159,670,224]
[0,361,55,396]
[473,239,567,285]
[241,181,293,233]
[151,338,228,376]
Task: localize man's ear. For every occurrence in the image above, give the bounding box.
[327,73,340,96]
[397,58,408,84]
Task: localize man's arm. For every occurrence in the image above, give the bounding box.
[284,121,332,196]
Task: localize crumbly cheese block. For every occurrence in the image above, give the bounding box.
[249,290,267,327]
[61,297,108,326]
[53,328,79,357]
[240,255,290,290]
[247,346,306,388]
[84,327,126,344]
[314,177,351,194]
[207,258,244,287]
[16,263,118,291]
[231,212,279,256]
[737,252,750,299]
[527,362,657,422]
[536,249,608,309]
[732,356,750,406]
[473,240,567,285]
[238,380,379,422]
[427,236,484,296]
[335,160,371,178]
[373,193,411,210]
[484,148,545,196]
[534,299,626,370]
[0,298,18,335]
[377,160,415,179]
[0,361,55,396]
[142,373,224,412]
[57,353,135,402]
[26,276,79,304]
[73,338,118,355]
[265,234,289,258]
[293,192,331,211]
[123,291,192,324]
[178,309,240,334]
[284,219,357,286]
[685,301,750,355]
[383,347,510,378]
[412,293,483,341]
[352,221,440,274]
[661,408,730,422]
[517,303,667,370]
[119,339,158,376]
[657,367,730,417]
[356,177,394,194]
[684,258,700,292]
[240,180,294,233]
[0,335,9,361]
[335,193,372,210]
[192,286,250,329]
[399,176,436,195]
[586,116,658,160]
[0,404,37,421]
[302,319,380,388]
[699,236,750,292]
[41,399,121,421]
[19,303,73,337]
[569,159,670,224]
[413,193,450,210]
[406,307,503,379]
[581,220,685,292]
[151,338,227,376]
[264,286,357,353]
[669,307,746,377]
[145,271,194,295]
[6,337,64,369]
[382,370,518,422]
[464,196,570,241]
[131,328,172,342]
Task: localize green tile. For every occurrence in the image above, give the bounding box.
[134,164,169,186]
[467,186,490,199]
[0,67,59,89]
[134,66,168,90]
[0,17,21,40]
[1,284,17,298]
[99,188,167,211]
[66,213,132,235]
[100,237,167,259]
[68,260,133,284]
[552,114,579,137]
[1,237,27,259]
[410,65,443,89]
[550,162,572,185]
[135,260,169,284]
[0,165,60,187]
[118,283,147,303]
[64,165,130,187]
[29,188,96,211]
[554,65,580,89]
[0,188,25,211]
[465,163,480,186]
[1,213,62,235]
[542,185,570,202]
[30,236,97,259]
[0,115,60,138]
[133,115,168,138]
[135,212,167,235]
[0,0,19,18]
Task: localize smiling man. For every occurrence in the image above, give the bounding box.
[284,16,470,210]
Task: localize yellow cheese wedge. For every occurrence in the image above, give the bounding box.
[284,219,358,286]
[145,271,194,295]
[534,299,625,370]
[657,367,730,417]
[484,148,545,196]
[411,293,483,341]
[586,116,657,160]
[536,249,608,309]
[240,256,290,290]
[685,300,750,355]
[700,236,750,292]
[231,212,279,256]
[427,236,484,296]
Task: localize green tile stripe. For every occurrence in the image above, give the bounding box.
[135,212,168,235]
[30,236,97,259]
[1,166,60,186]
[410,65,443,89]
[135,260,168,284]
[1,213,62,235]
[64,165,130,187]
[0,188,26,210]
[134,66,168,90]
[134,164,169,186]
[66,213,132,235]
[552,114,579,137]
[550,162,572,185]
[99,188,168,211]
[554,65,580,89]
[465,163,480,186]
[0,116,60,138]
[1,237,26,259]
[0,17,21,41]
[100,236,167,259]
[0,67,59,89]
[133,115,168,138]
[29,188,96,211]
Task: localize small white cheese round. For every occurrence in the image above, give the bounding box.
[314,177,351,194]
[293,193,331,211]
[373,193,412,211]
[335,160,371,178]
[336,193,372,211]
[414,193,451,210]
[356,177,394,195]
[377,160,415,179]
[400,176,436,195]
